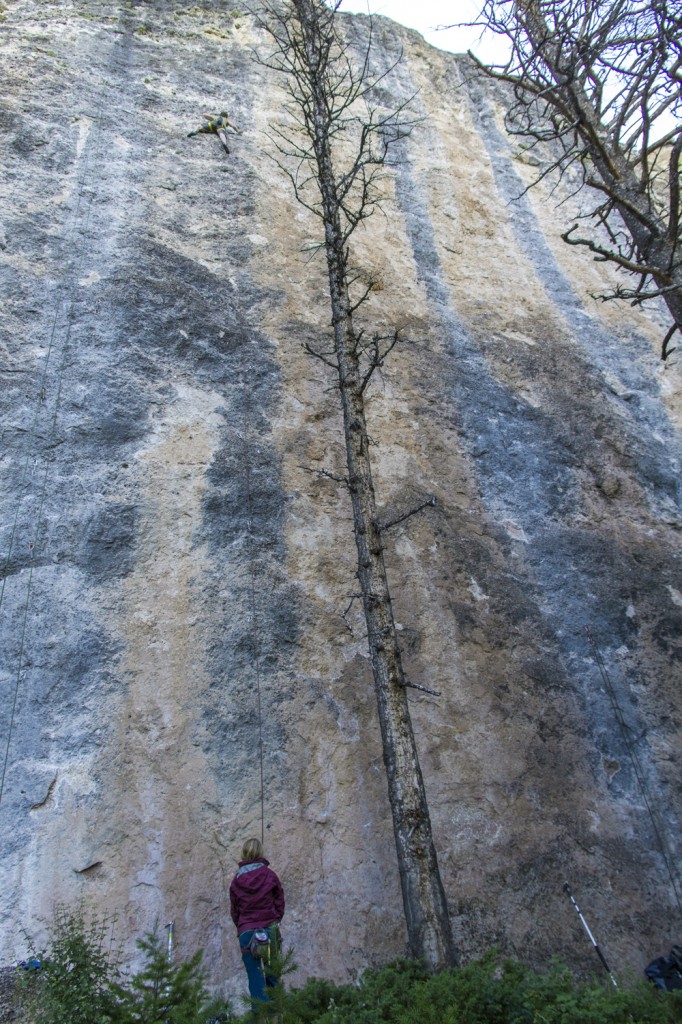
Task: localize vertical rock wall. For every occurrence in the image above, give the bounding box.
[0,0,680,999]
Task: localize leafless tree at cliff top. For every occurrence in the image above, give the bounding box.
[466,0,682,359]
[252,0,456,968]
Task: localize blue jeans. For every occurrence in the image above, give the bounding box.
[238,925,280,1003]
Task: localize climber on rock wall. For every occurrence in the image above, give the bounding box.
[187,111,240,154]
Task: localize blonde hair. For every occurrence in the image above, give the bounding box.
[242,837,263,862]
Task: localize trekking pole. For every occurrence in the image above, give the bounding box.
[563,882,617,987]
[165,919,175,963]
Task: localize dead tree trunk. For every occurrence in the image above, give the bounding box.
[256,0,456,967]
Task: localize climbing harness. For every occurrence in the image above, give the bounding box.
[247,923,281,988]
[247,929,271,963]
[585,626,682,918]
[187,112,240,155]
[563,881,618,987]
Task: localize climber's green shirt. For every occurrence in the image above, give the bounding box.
[187,113,232,137]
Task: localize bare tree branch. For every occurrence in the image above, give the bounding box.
[359,329,401,392]
[375,495,438,532]
[562,224,672,279]
[459,1,682,357]
[301,463,350,488]
[303,340,340,369]
[403,680,442,697]
[340,591,363,633]
[661,322,679,360]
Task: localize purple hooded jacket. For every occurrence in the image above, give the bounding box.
[229,858,285,934]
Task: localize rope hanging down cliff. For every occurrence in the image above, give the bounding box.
[0,76,112,810]
[241,375,266,847]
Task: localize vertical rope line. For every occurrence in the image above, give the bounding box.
[241,378,265,847]
[0,106,104,612]
[586,626,682,918]
[0,3,116,807]
[0,560,36,808]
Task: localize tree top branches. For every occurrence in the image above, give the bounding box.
[251,0,419,249]
[467,0,682,358]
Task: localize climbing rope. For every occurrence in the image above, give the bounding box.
[0,12,116,809]
[241,374,266,847]
[0,126,100,609]
[585,625,682,919]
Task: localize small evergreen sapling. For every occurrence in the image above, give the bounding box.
[20,903,120,1024]
[248,942,297,1022]
[112,925,230,1024]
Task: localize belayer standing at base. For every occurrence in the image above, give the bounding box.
[230,837,285,1005]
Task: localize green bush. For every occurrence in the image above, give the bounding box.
[276,955,682,1024]
[247,940,298,1022]
[21,909,682,1024]
[20,904,120,1024]
[112,925,233,1024]
[22,907,234,1024]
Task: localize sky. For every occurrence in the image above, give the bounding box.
[340,1,675,141]
[339,0,508,64]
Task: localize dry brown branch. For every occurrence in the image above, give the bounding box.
[458,1,682,357]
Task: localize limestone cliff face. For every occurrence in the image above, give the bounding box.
[1,0,680,998]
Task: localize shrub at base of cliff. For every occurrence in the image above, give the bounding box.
[20,910,682,1023]
[20,904,120,1024]
[20,907,234,1024]
[278,955,682,1024]
[112,927,232,1024]
[252,944,298,1023]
